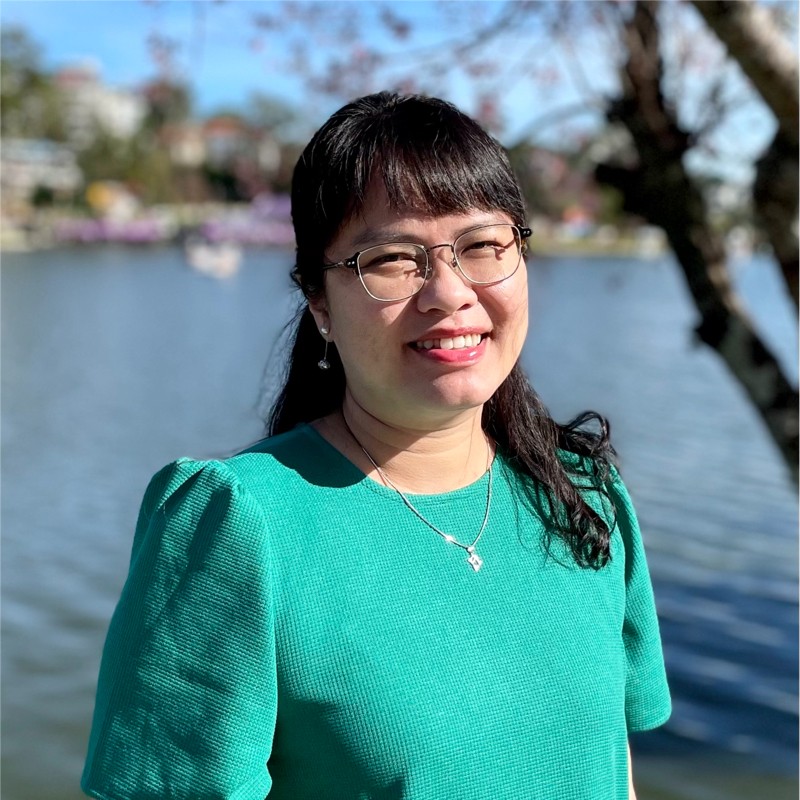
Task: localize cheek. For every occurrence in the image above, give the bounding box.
[490,278,528,330]
[489,286,528,363]
[509,302,529,355]
[327,291,406,359]
[507,270,529,332]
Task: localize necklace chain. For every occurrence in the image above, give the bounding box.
[342,416,493,572]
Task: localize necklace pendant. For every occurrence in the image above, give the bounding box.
[342,417,493,574]
[467,551,483,571]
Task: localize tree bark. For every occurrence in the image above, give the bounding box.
[691,0,799,311]
[690,0,798,147]
[753,130,799,309]
[596,0,798,480]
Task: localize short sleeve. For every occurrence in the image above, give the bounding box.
[609,467,672,732]
[82,459,277,800]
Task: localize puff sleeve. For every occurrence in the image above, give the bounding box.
[609,468,672,732]
[82,459,277,800]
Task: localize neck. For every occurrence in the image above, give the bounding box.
[317,392,492,494]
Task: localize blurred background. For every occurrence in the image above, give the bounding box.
[1,2,797,799]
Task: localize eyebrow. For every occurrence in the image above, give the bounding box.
[348,217,509,249]
[350,229,417,248]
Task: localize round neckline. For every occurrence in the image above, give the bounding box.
[299,421,498,502]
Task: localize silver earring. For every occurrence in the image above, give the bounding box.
[318,327,331,370]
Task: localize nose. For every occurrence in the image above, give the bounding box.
[414,245,477,314]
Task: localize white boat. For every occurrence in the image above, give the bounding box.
[184,238,242,279]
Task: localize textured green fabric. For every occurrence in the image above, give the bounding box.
[83,424,670,800]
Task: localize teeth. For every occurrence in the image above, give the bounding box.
[415,334,483,350]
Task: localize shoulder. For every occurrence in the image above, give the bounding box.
[140,457,237,510]
[140,456,261,520]
[222,423,331,487]
[132,455,276,573]
[138,424,337,534]
[553,449,644,560]
[553,447,620,513]
[232,423,319,461]
[146,425,318,497]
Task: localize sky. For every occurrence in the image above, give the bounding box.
[2,1,536,130]
[1,0,779,179]
[1,1,315,115]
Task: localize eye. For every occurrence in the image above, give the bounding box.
[359,245,422,271]
[457,225,517,258]
[460,238,509,259]
[372,253,411,265]
[465,238,503,251]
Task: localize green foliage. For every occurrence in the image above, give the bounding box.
[506,144,555,218]
[141,79,192,132]
[202,164,245,203]
[76,127,179,204]
[128,146,178,205]
[246,92,305,142]
[76,129,129,183]
[31,184,55,207]
[595,186,625,226]
[0,26,66,140]
[271,141,305,194]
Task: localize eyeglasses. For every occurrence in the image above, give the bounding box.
[321,223,532,302]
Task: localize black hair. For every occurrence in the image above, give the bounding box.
[268,91,615,568]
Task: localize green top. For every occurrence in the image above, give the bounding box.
[82,424,670,800]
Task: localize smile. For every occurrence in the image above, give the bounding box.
[411,333,485,351]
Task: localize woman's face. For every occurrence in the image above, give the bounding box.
[311,186,529,429]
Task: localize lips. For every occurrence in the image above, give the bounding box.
[411,333,485,351]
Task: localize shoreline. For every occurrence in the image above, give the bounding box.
[0,226,670,260]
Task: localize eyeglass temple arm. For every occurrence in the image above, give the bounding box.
[321,256,358,271]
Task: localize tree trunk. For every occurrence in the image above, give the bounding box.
[596,0,798,480]
[690,0,798,147]
[691,0,799,310]
[753,131,799,309]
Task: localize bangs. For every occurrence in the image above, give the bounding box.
[352,123,523,221]
[295,94,526,247]
[291,93,527,275]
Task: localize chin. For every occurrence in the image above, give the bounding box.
[420,376,500,412]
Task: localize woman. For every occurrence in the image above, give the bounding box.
[82,92,670,800]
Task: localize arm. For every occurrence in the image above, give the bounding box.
[628,742,637,800]
[608,468,671,732]
[82,460,277,800]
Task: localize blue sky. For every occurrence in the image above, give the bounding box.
[2,2,523,126]
[1,1,314,114]
[1,0,778,179]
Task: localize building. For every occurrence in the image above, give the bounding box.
[1,138,83,209]
[201,115,280,174]
[54,61,146,147]
[159,123,206,168]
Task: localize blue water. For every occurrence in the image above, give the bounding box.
[2,245,797,799]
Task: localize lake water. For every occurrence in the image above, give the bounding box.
[2,245,797,800]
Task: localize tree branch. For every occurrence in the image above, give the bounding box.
[598,0,798,480]
[690,0,799,147]
[692,0,799,311]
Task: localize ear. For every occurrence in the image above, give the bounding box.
[308,299,332,339]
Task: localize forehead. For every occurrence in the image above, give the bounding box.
[332,182,511,252]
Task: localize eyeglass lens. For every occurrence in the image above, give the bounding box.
[356,224,523,301]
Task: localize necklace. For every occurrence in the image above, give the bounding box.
[341,416,493,572]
